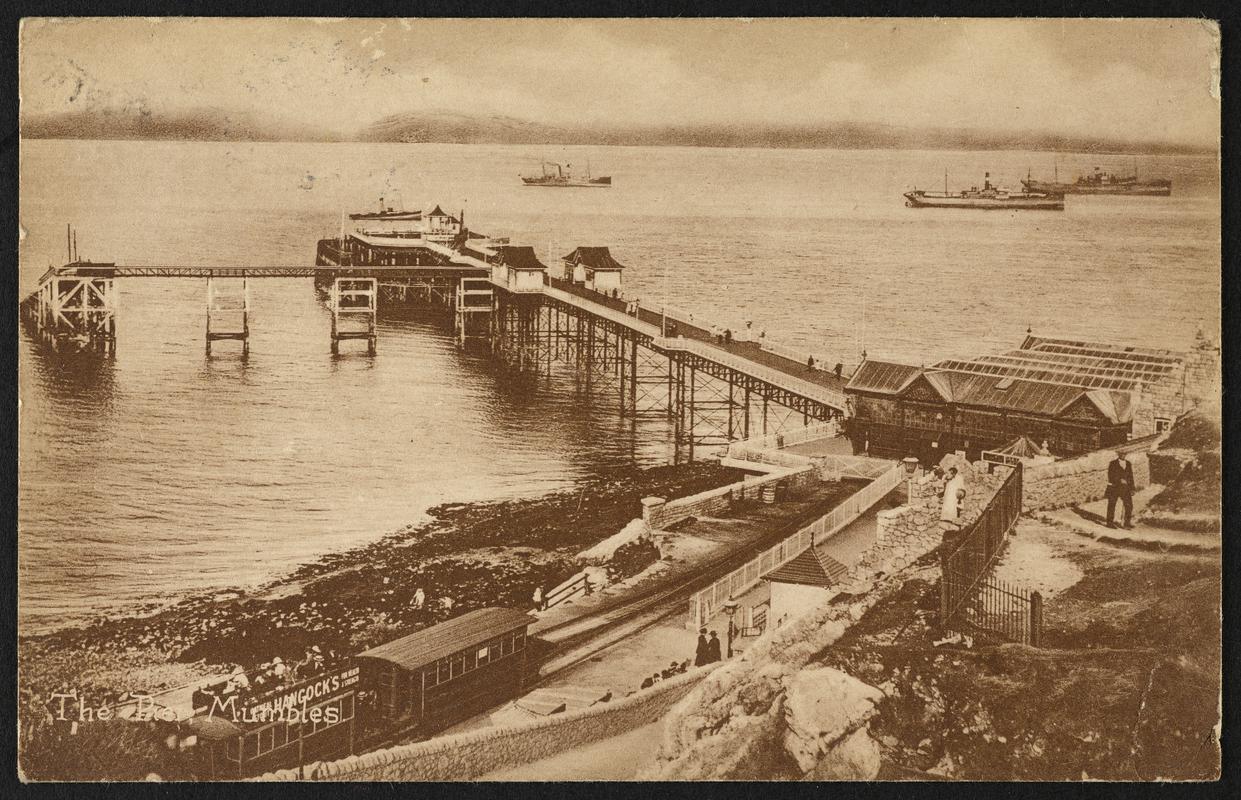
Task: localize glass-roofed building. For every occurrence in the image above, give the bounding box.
[842,331,1218,462]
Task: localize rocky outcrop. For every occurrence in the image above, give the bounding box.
[783,667,884,779]
[645,573,895,779]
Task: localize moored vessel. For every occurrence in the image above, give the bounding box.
[904,173,1064,210]
[348,195,423,221]
[520,161,611,187]
[1021,165,1171,196]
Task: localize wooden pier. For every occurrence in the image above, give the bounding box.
[20,225,849,461]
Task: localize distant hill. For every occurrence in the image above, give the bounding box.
[355,111,1212,155]
[22,107,1212,155]
[359,111,577,145]
[21,107,341,143]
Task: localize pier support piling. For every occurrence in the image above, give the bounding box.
[206,276,250,355]
[330,277,378,355]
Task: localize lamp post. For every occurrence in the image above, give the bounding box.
[722,598,739,658]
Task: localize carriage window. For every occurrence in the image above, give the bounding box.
[259,726,275,754]
[514,632,525,651]
[451,655,465,678]
[476,645,490,665]
[438,659,451,683]
[227,737,241,761]
[465,650,477,671]
[423,666,437,688]
[342,694,355,720]
[243,733,259,760]
[273,723,288,749]
[499,637,511,657]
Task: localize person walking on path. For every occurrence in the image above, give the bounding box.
[532,585,545,611]
[413,587,425,610]
[706,630,722,663]
[1105,451,1135,529]
[694,628,710,666]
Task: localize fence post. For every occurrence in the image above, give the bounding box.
[1029,591,1042,647]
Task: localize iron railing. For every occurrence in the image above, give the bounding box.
[939,463,1043,644]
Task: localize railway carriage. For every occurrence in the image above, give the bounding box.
[186,607,536,778]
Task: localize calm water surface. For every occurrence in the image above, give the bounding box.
[18,140,1220,631]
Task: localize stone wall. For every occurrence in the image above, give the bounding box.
[1183,329,1221,406]
[1132,373,1189,438]
[252,668,710,782]
[643,466,818,530]
[855,457,1008,574]
[1022,449,1150,513]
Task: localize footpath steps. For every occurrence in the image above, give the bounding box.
[1038,502,1219,555]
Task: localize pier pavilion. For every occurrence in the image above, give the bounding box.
[842,332,1218,463]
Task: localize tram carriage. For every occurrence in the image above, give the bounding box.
[186,607,537,778]
[355,607,535,737]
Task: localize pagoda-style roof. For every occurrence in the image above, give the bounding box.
[426,205,461,223]
[993,435,1051,458]
[494,246,548,271]
[764,548,849,588]
[561,246,626,272]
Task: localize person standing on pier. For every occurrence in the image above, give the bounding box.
[1105,451,1135,529]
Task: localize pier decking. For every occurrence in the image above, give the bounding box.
[21,226,849,460]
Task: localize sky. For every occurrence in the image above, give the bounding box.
[19,18,1221,147]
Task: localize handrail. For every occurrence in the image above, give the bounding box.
[653,337,847,409]
[759,340,855,379]
[545,572,593,609]
[688,461,902,628]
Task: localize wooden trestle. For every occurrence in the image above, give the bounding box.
[21,256,846,461]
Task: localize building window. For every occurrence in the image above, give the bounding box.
[1155,417,1172,433]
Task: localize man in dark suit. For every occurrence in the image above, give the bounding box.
[1105,451,1135,529]
[694,628,710,667]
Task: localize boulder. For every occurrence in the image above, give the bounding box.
[804,726,883,780]
[782,667,884,775]
[577,517,650,564]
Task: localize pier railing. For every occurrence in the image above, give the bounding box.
[687,460,903,629]
[758,340,856,379]
[653,337,848,409]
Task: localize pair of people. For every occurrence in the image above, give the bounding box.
[693,628,723,666]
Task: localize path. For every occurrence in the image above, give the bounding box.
[476,720,663,781]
